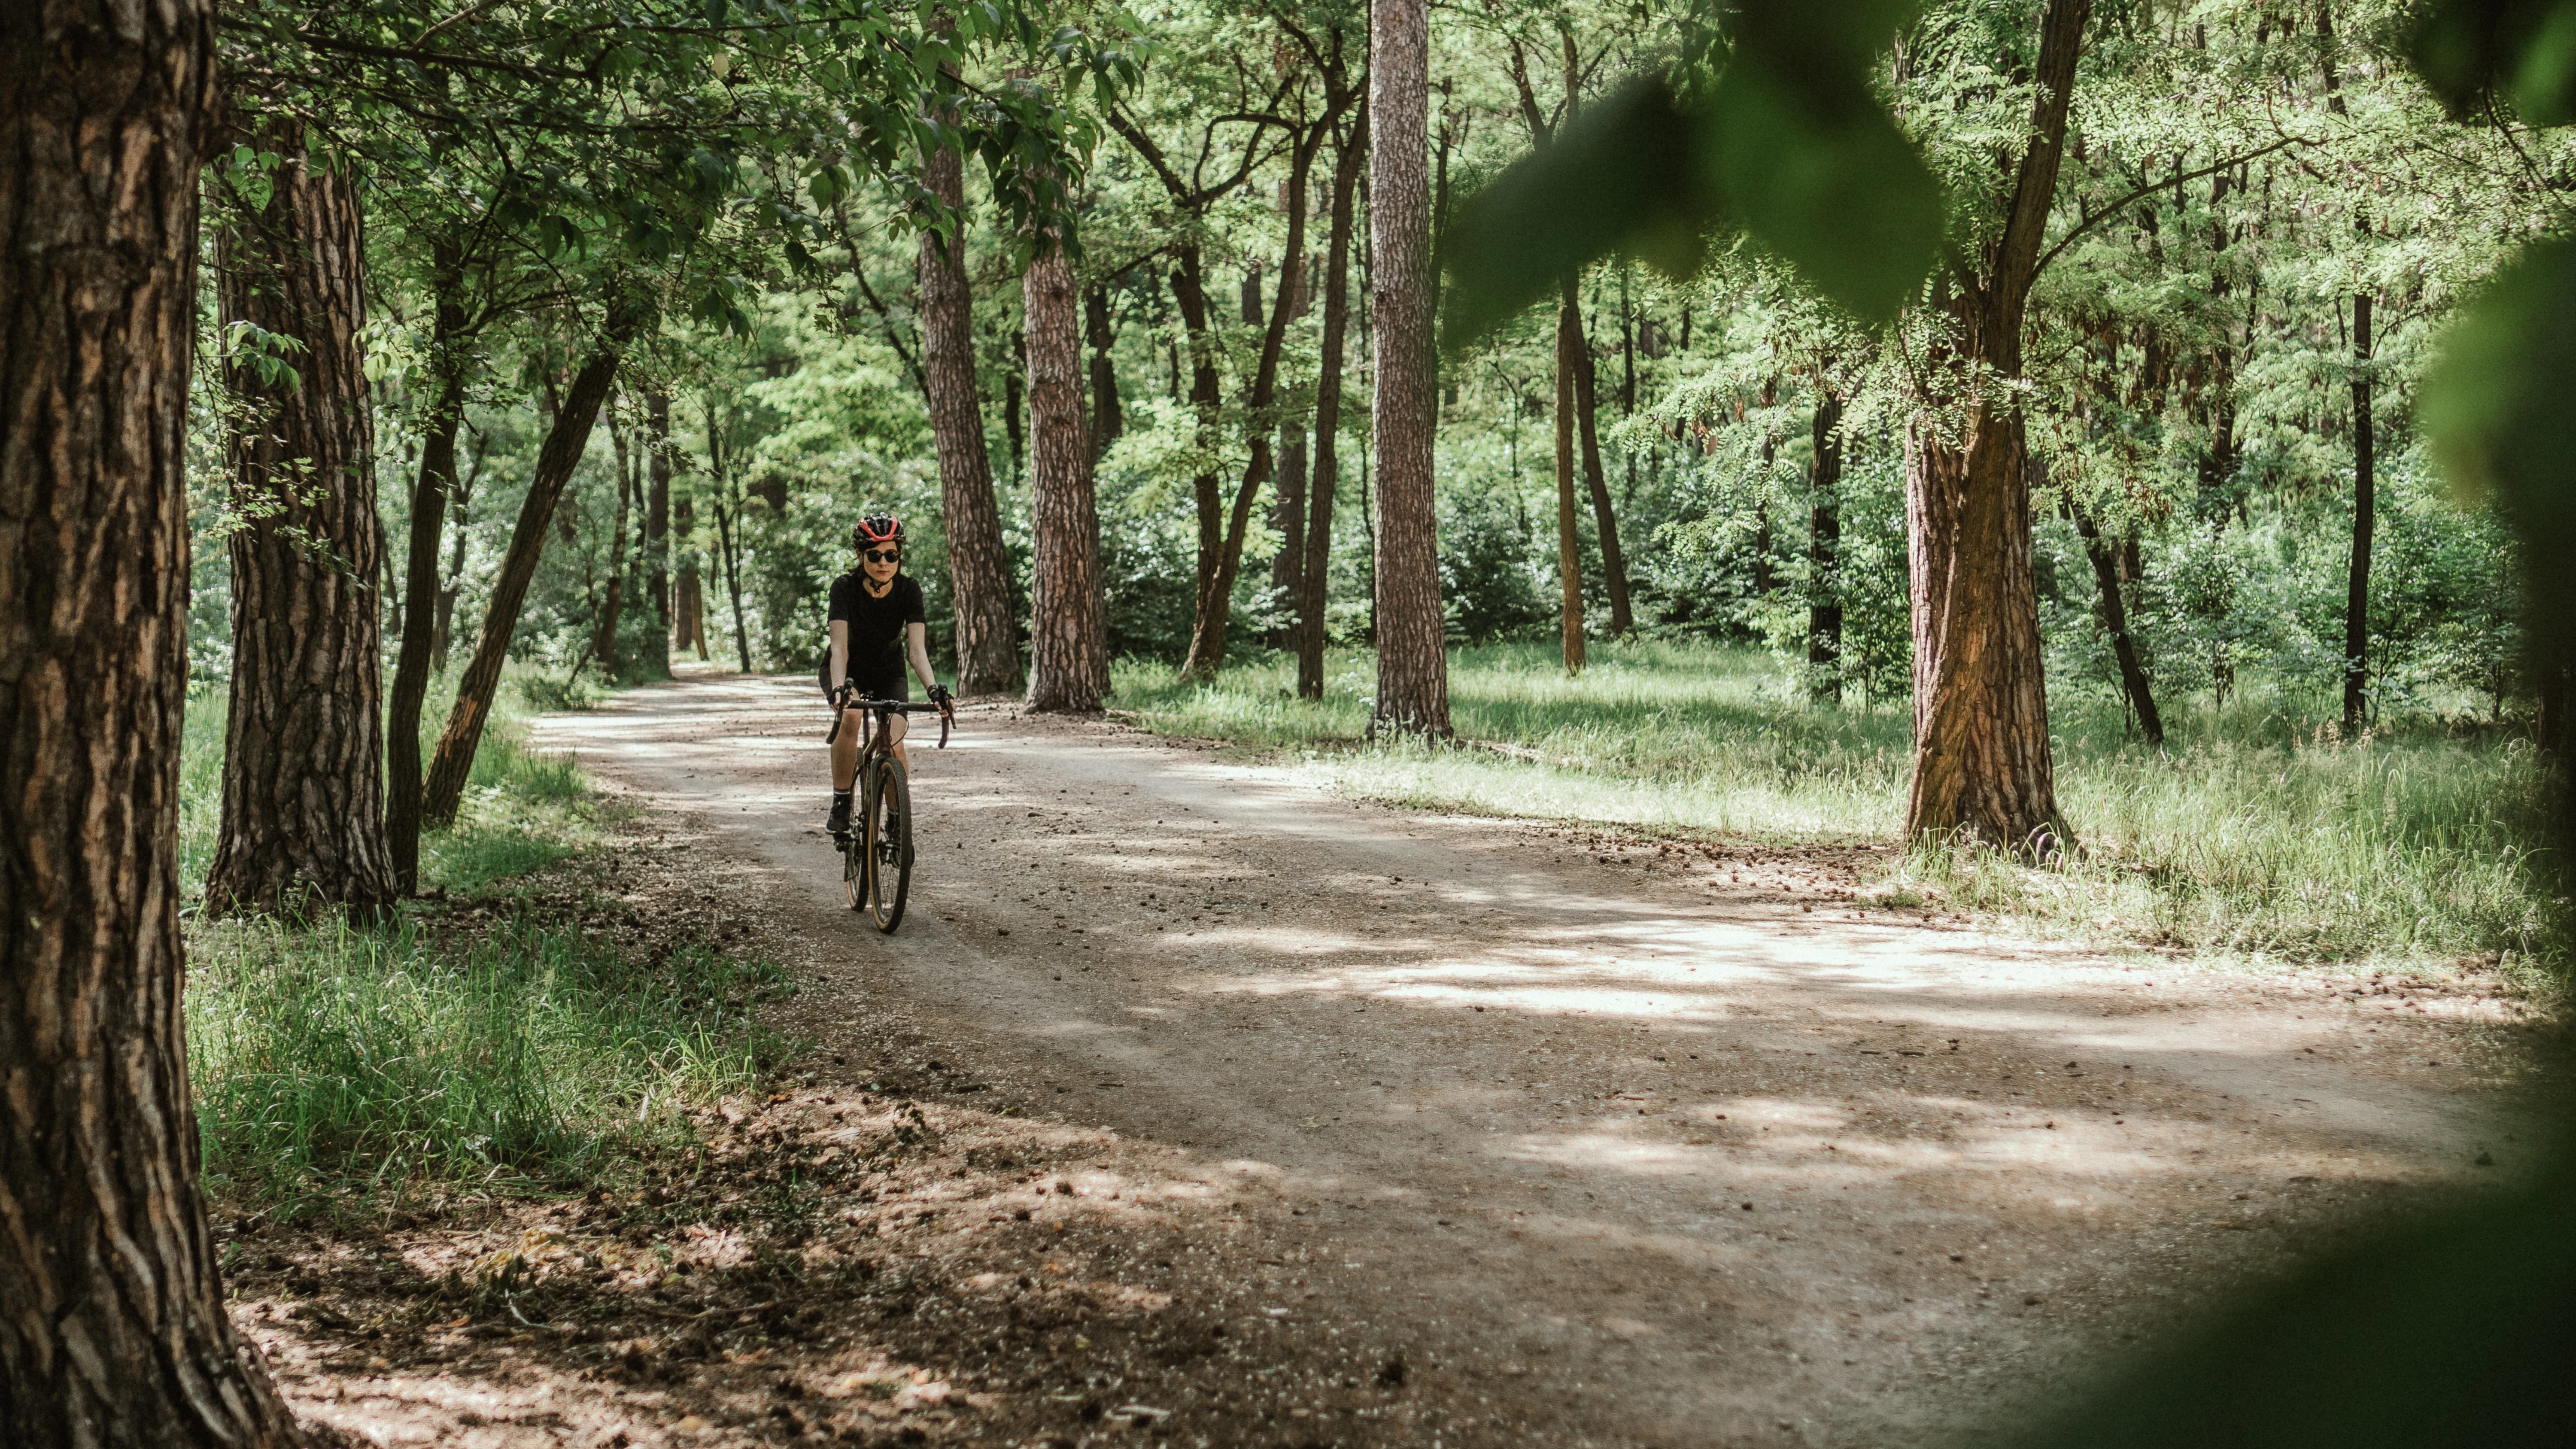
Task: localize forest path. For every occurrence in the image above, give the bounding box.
[532,671,2533,1448]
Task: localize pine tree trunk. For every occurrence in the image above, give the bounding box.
[1901,0,2086,851]
[1567,285,1631,635]
[203,129,398,915]
[1807,388,1844,703]
[1368,0,1453,737]
[644,391,673,667]
[386,247,467,894]
[2066,492,2164,746]
[422,322,631,826]
[1299,109,1366,701]
[1024,238,1109,712]
[2344,292,2374,733]
[0,4,304,1441]
[917,140,1021,693]
[1554,295,1587,674]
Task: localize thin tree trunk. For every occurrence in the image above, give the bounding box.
[1299,108,1367,700]
[1554,295,1586,674]
[1179,117,1327,681]
[705,397,755,674]
[1902,0,2087,852]
[589,402,634,679]
[1025,237,1109,711]
[207,129,397,915]
[2344,291,2374,733]
[1807,388,1844,704]
[917,139,1021,693]
[0,4,304,1441]
[1369,0,1452,737]
[1271,250,1313,645]
[422,320,632,826]
[1169,246,1226,611]
[386,246,466,893]
[1568,288,1631,634]
[1086,281,1124,462]
[644,390,673,668]
[2065,490,2164,746]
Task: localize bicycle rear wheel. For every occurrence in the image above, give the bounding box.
[864,756,912,932]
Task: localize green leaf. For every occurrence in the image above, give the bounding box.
[2407,0,2576,123]
[2421,236,2576,656]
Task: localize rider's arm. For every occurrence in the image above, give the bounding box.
[829,621,850,704]
[904,622,938,693]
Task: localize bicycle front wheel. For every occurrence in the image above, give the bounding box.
[864,756,913,932]
[841,814,865,911]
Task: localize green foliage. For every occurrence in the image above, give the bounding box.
[1440,0,1942,343]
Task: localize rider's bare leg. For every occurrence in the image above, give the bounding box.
[832,708,866,790]
[886,711,911,777]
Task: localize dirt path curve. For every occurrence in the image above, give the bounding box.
[533,672,2531,1447]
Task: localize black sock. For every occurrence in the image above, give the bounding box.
[832,789,852,805]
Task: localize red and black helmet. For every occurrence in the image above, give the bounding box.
[853,513,905,550]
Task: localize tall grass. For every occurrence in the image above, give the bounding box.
[188,916,787,1206]
[1110,641,2562,977]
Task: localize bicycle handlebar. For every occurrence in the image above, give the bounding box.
[825,696,953,749]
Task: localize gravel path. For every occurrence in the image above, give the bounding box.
[527,671,2535,1447]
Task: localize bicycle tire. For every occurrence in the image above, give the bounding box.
[865,756,913,932]
[841,817,865,911]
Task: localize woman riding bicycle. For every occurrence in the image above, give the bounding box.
[823,513,950,835]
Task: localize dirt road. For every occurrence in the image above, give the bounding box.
[523,672,2533,1447]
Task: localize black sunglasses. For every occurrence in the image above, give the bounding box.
[863,548,901,563]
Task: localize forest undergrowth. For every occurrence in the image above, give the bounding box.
[1112,639,2564,988]
[179,670,796,1221]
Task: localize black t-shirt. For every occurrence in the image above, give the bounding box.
[824,570,925,696]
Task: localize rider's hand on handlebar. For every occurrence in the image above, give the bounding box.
[928,682,954,714]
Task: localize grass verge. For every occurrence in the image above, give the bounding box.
[1109,641,2562,981]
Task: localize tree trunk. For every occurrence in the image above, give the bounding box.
[589,402,634,679]
[1024,237,1109,712]
[1569,289,1631,635]
[386,245,467,894]
[705,399,755,674]
[917,141,1021,694]
[1169,246,1226,614]
[207,131,398,916]
[1085,282,1123,463]
[1179,118,1326,682]
[1902,0,2087,851]
[644,390,673,666]
[1553,295,1586,674]
[1807,388,1844,703]
[2344,291,2374,734]
[1368,0,1452,737]
[2066,491,2164,746]
[0,4,305,1442]
[422,322,632,826]
[1299,109,1367,700]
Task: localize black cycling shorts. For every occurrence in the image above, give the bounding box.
[819,656,906,705]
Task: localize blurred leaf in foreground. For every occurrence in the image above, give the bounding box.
[1439,0,1940,346]
[2409,0,2576,124]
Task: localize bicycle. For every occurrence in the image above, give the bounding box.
[825,693,952,932]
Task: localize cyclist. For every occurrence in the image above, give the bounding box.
[823,513,950,835]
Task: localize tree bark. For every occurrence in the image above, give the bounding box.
[1299,109,1367,700]
[2344,291,2373,733]
[1901,0,2087,851]
[644,391,673,665]
[1553,295,1587,674]
[1179,116,1327,682]
[917,140,1021,693]
[386,246,467,893]
[1024,237,1109,712]
[1168,246,1227,616]
[1368,0,1452,737]
[1807,388,1844,703]
[422,319,633,826]
[0,3,305,1442]
[1569,291,1631,635]
[205,130,397,916]
[2065,491,2164,746]
[1085,281,1123,463]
